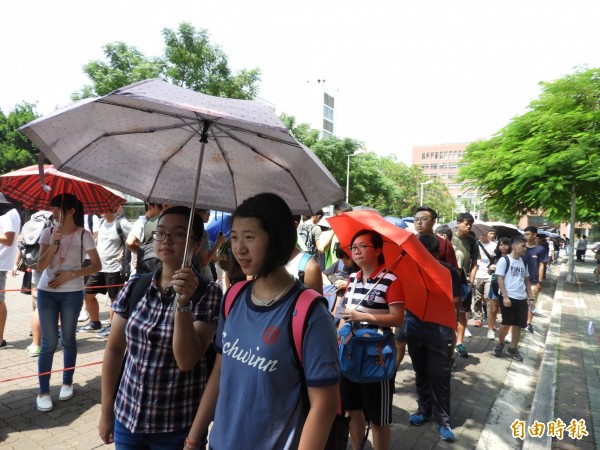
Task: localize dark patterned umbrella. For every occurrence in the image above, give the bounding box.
[0,164,126,214]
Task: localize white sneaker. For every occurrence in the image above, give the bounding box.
[78,310,89,322]
[464,328,472,338]
[59,384,73,401]
[505,333,512,343]
[487,329,495,340]
[36,395,53,411]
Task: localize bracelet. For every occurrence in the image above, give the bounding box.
[185,436,200,448]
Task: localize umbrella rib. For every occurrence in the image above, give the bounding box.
[211,130,238,208]
[211,122,314,212]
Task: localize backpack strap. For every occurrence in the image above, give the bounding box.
[290,288,325,366]
[224,280,252,318]
[297,252,312,283]
[478,241,493,261]
[124,273,154,318]
[503,255,510,276]
[115,218,126,249]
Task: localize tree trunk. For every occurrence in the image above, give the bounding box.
[565,184,576,283]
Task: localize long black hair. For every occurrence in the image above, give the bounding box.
[50,193,84,228]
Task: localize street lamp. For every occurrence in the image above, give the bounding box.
[420,179,434,205]
[346,149,366,202]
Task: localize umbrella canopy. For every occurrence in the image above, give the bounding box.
[327,210,456,329]
[384,216,408,228]
[471,222,493,239]
[0,164,126,214]
[205,211,232,245]
[19,79,343,215]
[537,229,559,239]
[485,221,523,239]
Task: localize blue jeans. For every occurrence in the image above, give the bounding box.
[37,289,84,394]
[114,419,190,450]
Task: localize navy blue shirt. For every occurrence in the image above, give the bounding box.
[523,245,548,283]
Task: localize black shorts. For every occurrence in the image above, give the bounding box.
[85,271,124,300]
[459,284,472,313]
[340,376,394,426]
[499,298,528,328]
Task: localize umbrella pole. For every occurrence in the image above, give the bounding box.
[174,121,211,316]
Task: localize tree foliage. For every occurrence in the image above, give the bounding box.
[459,67,600,223]
[280,113,455,218]
[73,23,260,100]
[0,103,39,173]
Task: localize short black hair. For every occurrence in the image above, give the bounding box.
[415,206,437,221]
[524,226,538,234]
[457,212,475,223]
[435,224,453,240]
[510,235,527,247]
[232,193,296,278]
[158,206,204,241]
[50,193,84,228]
[350,229,384,265]
[418,234,439,257]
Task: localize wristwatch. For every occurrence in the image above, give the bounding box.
[176,302,193,313]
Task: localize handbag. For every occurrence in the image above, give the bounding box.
[21,271,32,295]
[338,322,396,383]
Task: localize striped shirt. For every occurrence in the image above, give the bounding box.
[112,272,222,433]
[344,265,404,315]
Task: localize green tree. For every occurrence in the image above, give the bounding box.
[459,66,600,280]
[73,23,260,100]
[279,113,320,148]
[0,103,39,173]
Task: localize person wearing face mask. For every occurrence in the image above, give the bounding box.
[34,194,102,412]
[99,206,222,449]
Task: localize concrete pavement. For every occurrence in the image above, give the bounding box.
[0,252,598,449]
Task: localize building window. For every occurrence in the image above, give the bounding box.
[323,105,334,121]
[323,119,334,133]
[440,163,447,169]
[434,152,439,159]
[449,162,457,169]
[324,93,335,108]
[430,163,438,170]
[422,153,426,160]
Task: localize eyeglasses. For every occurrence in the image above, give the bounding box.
[348,244,375,253]
[152,230,188,243]
[414,217,430,223]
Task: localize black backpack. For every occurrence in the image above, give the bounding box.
[136,217,161,274]
[298,222,317,255]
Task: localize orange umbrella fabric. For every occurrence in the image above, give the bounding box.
[0,164,126,214]
[327,210,455,329]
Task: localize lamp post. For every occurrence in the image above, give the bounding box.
[419,179,434,205]
[346,149,366,202]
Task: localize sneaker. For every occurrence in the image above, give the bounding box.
[409,413,431,426]
[507,347,523,362]
[97,324,111,338]
[77,321,102,333]
[36,395,53,412]
[493,342,505,356]
[505,333,512,343]
[464,328,472,338]
[527,323,534,334]
[26,345,40,357]
[474,320,482,327]
[0,340,6,348]
[78,310,89,322]
[59,384,74,401]
[436,423,455,442]
[456,343,469,358]
[487,329,495,340]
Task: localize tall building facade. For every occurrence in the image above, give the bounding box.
[411,142,476,201]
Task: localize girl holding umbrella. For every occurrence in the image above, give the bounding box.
[35,193,101,412]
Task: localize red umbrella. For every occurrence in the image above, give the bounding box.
[0,164,126,214]
[327,210,455,329]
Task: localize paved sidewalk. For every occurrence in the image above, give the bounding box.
[0,253,597,449]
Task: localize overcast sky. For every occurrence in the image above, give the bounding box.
[2,0,600,164]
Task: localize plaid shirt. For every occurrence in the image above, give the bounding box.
[112,273,222,433]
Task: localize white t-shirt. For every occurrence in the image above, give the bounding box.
[127,215,147,275]
[97,218,132,273]
[495,255,529,300]
[38,227,96,292]
[475,241,496,280]
[0,209,21,271]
